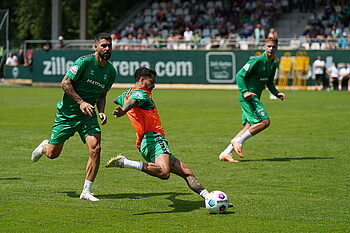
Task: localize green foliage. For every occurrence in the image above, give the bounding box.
[14,0,51,40]
[1,0,142,41]
[0,86,349,232]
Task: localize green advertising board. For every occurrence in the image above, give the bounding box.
[4,50,350,84]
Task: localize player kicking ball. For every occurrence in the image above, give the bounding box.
[105,67,210,200]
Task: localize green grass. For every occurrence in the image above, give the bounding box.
[0,86,349,232]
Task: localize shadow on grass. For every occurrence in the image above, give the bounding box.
[0,178,21,180]
[59,191,237,215]
[240,156,334,162]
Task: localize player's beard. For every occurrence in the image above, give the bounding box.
[98,51,111,60]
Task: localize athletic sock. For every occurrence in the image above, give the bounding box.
[123,158,143,170]
[221,144,234,155]
[234,130,253,144]
[200,189,209,199]
[83,179,93,193]
[338,84,342,90]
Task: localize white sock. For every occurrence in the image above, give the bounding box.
[234,130,253,144]
[123,158,143,170]
[221,144,234,155]
[338,84,342,90]
[83,179,93,193]
[200,189,209,199]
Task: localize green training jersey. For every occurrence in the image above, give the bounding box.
[58,54,117,113]
[236,52,279,99]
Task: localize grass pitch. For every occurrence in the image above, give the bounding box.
[0,86,349,232]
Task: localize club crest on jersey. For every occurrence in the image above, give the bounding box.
[69,65,78,74]
[133,91,143,99]
[243,64,250,71]
[104,74,107,80]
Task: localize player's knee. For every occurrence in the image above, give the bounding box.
[89,145,101,157]
[262,119,270,128]
[158,171,170,180]
[46,151,60,159]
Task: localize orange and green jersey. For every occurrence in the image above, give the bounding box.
[115,87,164,149]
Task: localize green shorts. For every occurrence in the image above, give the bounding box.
[240,94,269,125]
[139,131,174,162]
[49,109,101,145]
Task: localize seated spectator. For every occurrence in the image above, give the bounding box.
[338,32,349,48]
[339,63,350,91]
[5,52,18,66]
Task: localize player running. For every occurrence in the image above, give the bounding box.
[219,37,286,162]
[105,67,210,200]
[31,32,117,201]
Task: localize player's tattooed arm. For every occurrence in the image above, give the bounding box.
[113,99,138,118]
[61,75,83,104]
[186,175,205,194]
[61,75,94,116]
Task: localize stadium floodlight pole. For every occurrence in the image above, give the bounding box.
[51,0,62,42]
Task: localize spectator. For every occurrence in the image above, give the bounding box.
[313,55,326,90]
[42,41,51,51]
[290,35,301,49]
[183,26,193,49]
[17,49,25,65]
[326,63,340,90]
[267,28,278,38]
[339,63,350,91]
[24,52,33,67]
[56,36,65,49]
[5,52,18,66]
[254,23,265,45]
[338,32,349,48]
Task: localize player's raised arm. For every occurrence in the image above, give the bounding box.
[113,99,138,118]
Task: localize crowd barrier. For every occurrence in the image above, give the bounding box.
[3,49,350,89]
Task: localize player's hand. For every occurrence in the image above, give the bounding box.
[99,113,107,125]
[277,93,285,101]
[243,92,256,99]
[80,101,95,116]
[113,106,126,118]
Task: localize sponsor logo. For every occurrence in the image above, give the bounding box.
[206,52,236,83]
[87,79,105,89]
[133,91,143,99]
[69,65,78,74]
[112,61,193,77]
[243,64,250,71]
[43,57,74,75]
[90,70,95,76]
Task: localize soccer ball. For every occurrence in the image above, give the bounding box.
[205,190,229,214]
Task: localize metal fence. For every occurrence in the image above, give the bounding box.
[23,37,349,53]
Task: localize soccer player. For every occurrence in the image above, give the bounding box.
[105,67,209,200]
[31,32,117,201]
[219,37,285,162]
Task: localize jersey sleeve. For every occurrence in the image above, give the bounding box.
[66,57,86,81]
[129,89,149,107]
[236,59,256,94]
